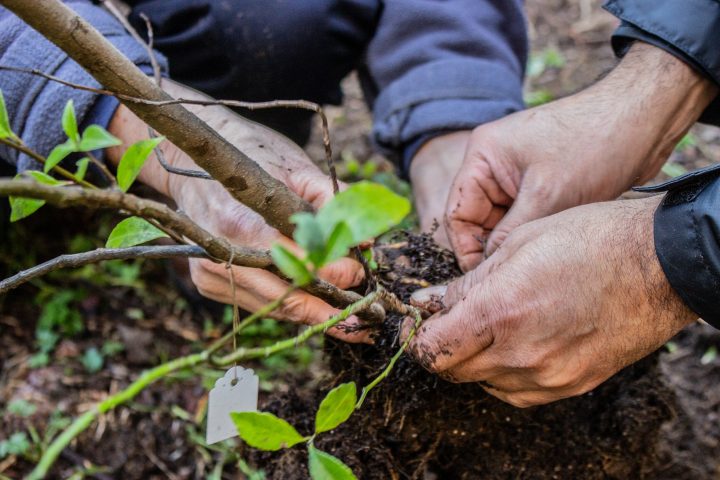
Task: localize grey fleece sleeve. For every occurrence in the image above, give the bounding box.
[365,0,528,165]
[0,1,167,171]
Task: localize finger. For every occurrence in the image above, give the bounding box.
[274,289,371,343]
[445,157,513,272]
[485,174,560,257]
[317,257,365,289]
[441,238,520,307]
[410,285,448,313]
[189,259,372,343]
[275,222,366,291]
[404,284,495,373]
[287,169,348,209]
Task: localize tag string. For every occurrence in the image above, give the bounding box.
[225,251,240,383]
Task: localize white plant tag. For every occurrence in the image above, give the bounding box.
[206,366,259,445]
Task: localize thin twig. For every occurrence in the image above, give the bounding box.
[85,151,117,186]
[0,137,96,189]
[0,66,336,186]
[103,2,211,180]
[0,179,272,267]
[0,245,206,294]
[356,305,424,408]
[138,13,161,84]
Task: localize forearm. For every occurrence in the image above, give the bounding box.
[596,42,717,179]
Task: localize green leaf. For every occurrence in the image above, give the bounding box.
[25,170,67,186]
[78,125,122,151]
[271,244,313,286]
[661,162,688,178]
[62,100,80,144]
[7,399,37,418]
[75,157,90,181]
[291,212,325,262]
[317,182,410,246]
[315,382,356,434]
[8,171,65,222]
[701,346,717,365]
[117,137,164,192]
[0,89,14,139]
[308,445,357,480]
[81,347,104,373]
[231,411,305,451]
[10,197,44,222]
[0,432,31,459]
[321,221,354,266]
[106,216,169,248]
[45,140,76,173]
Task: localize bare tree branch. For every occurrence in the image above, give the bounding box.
[0,179,273,267]
[0,0,313,237]
[0,245,207,294]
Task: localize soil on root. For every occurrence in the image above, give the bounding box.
[250,232,680,479]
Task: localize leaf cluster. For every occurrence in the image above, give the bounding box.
[272,181,410,286]
[232,382,359,479]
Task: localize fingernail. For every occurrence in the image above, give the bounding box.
[410,285,448,313]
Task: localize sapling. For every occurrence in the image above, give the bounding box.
[0,94,425,479]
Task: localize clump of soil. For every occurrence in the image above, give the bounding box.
[250,232,680,479]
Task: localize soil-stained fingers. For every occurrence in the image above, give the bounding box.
[445,155,514,272]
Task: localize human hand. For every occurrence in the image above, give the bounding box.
[446,42,718,271]
[107,80,368,342]
[409,131,470,249]
[406,196,697,407]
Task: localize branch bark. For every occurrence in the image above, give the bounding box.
[0,245,207,294]
[0,0,312,237]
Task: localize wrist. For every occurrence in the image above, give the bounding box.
[409,131,469,220]
[595,42,718,180]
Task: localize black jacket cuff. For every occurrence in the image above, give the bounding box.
[636,166,720,327]
[603,0,720,126]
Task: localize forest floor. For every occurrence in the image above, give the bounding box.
[2,0,720,478]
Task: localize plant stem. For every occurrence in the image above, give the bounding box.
[212,290,380,366]
[356,307,423,409]
[28,351,208,480]
[28,291,379,479]
[0,137,96,189]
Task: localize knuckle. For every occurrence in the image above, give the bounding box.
[188,259,220,297]
[504,394,536,409]
[276,295,311,323]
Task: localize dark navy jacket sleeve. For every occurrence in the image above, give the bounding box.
[605,0,720,326]
[365,0,528,170]
[0,1,166,171]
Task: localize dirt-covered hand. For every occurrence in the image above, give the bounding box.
[107,80,368,342]
[445,42,718,271]
[405,196,697,407]
[410,131,470,249]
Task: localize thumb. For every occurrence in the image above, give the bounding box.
[485,178,557,257]
[410,251,504,312]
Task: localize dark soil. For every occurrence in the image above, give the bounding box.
[249,233,695,479]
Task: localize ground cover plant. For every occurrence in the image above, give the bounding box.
[3,0,720,479]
